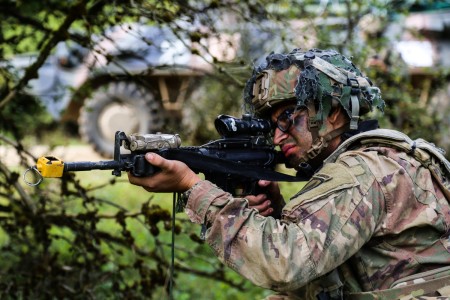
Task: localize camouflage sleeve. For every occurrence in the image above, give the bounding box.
[184,153,386,292]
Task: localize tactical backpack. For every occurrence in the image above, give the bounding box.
[324,128,450,299]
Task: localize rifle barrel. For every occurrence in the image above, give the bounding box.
[64,160,122,172]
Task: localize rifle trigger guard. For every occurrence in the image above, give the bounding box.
[23,166,43,187]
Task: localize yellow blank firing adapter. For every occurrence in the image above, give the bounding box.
[36,156,65,178]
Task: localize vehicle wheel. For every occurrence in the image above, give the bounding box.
[78,81,165,157]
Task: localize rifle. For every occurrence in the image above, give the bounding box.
[24,114,306,196]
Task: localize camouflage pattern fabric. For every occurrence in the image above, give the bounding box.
[245,49,384,123]
[183,130,450,299]
[251,65,300,113]
[346,266,450,299]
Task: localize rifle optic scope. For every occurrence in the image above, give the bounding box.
[215,114,271,138]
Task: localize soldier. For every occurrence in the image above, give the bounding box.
[128,48,450,299]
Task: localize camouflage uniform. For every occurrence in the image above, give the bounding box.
[181,48,450,299]
[183,129,450,299]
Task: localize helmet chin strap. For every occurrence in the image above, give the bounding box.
[299,101,350,165]
[300,123,350,165]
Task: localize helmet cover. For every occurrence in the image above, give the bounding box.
[244,48,385,129]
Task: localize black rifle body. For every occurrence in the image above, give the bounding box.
[61,115,306,196]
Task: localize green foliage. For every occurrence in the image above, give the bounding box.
[183,65,252,142]
[0,170,268,299]
[0,93,52,141]
[1,0,450,298]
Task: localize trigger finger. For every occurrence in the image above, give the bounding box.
[246,194,266,206]
[252,200,271,212]
[258,206,274,217]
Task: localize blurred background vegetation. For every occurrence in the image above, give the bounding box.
[1,0,450,299]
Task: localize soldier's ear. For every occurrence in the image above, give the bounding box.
[328,106,348,128]
[328,106,342,123]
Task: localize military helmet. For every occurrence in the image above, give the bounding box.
[244,48,385,131]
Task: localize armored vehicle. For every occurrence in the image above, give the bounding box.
[11,23,211,157]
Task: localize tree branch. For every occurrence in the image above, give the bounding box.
[0,0,93,110]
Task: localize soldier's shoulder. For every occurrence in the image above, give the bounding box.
[284,162,360,213]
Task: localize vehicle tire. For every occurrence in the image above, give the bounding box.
[78,81,165,157]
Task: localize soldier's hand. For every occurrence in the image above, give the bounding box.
[128,153,201,193]
[246,180,285,217]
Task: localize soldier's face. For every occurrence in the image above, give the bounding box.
[271,104,313,169]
